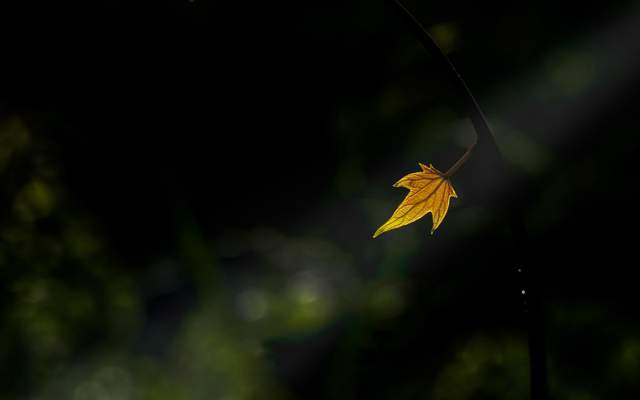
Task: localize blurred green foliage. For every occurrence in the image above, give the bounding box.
[2,0,640,398]
[2,108,639,399]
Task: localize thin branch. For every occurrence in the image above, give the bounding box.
[386,0,500,173]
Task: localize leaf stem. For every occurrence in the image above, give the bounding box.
[444,139,476,178]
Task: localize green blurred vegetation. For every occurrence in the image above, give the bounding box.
[3,99,640,399]
[2,0,640,399]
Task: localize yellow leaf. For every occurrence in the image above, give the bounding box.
[373,162,457,238]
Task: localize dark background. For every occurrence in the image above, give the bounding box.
[1,0,640,399]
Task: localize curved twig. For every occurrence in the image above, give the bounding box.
[386,0,500,175]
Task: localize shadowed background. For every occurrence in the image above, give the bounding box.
[1,0,640,399]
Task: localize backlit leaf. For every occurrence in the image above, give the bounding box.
[373,162,457,238]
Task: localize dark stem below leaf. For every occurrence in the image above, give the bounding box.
[387,2,550,400]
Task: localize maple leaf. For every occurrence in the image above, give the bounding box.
[373,162,457,238]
